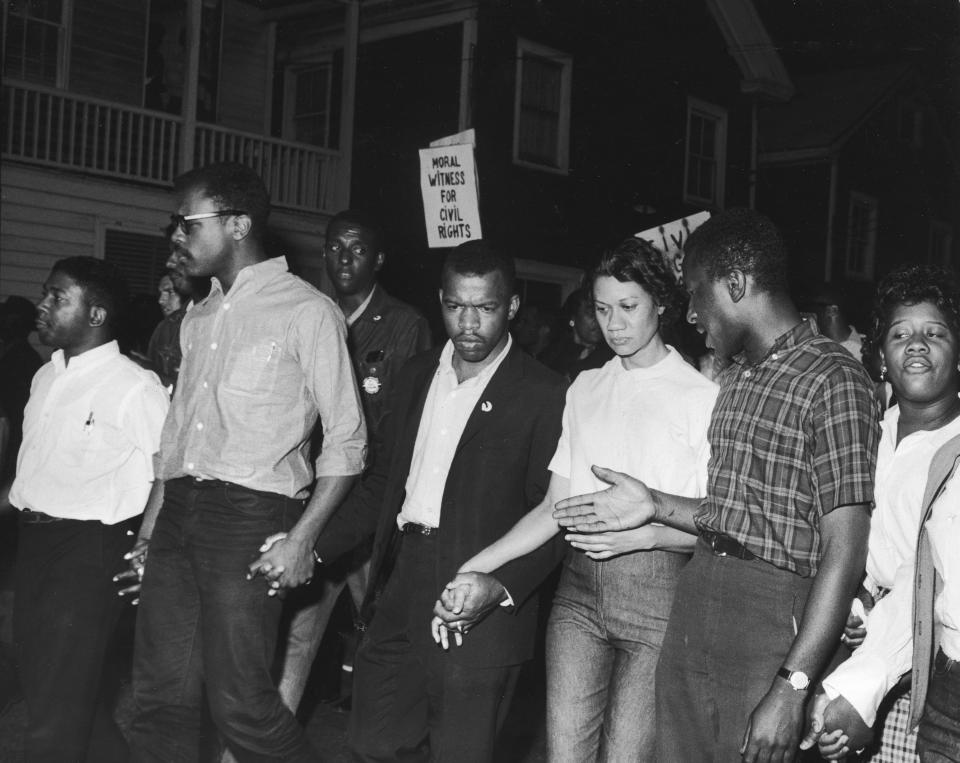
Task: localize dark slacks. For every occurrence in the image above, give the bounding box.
[349,532,521,763]
[14,512,137,763]
[917,648,960,762]
[655,539,814,763]
[128,478,315,763]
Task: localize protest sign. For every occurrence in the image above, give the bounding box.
[419,142,482,248]
[636,211,710,281]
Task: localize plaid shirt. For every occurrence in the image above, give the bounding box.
[695,319,879,577]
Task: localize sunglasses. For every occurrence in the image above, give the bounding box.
[170,210,247,234]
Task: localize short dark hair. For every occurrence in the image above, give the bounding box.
[864,263,960,363]
[560,286,592,323]
[591,237,682,315]
[327,210,386,251]
[683,208,788,293]
[50,256,129,330]
[441,240,516,296]
[174,162,271,241]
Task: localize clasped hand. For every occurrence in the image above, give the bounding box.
[113,535,150,605]
[799,688,873,760]
[430,572,505,650]
[247,531,316,596]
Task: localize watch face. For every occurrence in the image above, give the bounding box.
[790,671,810,691]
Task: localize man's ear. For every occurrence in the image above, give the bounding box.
[232,213,253,241]
[726,270,748,304]
[508,294,520,321]
[89,304,107,328]
[374,251,385,273]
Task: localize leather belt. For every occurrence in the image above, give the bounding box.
[177,476,230,490]
[400,521,438,537]
[700,530,756,560]
[20,509,65,524]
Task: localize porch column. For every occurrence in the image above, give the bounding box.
[336,0,360,210]
[179,0,202,173]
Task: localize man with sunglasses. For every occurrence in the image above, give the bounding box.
[128,162,366,763]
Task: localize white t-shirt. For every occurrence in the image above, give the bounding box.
[549,346,718,499]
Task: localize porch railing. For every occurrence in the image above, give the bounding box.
[2,79,340,214]
[195,124,339,213]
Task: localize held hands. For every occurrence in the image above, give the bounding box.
[430,571,506,650]
[552,466,656,534]
[246,531,316,595]
[799,688,874,760]
[114,534,150,605]
[431,574,476,650]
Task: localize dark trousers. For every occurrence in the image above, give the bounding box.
[128,478,315,763]
[14,513,137,763]
[655,540,814,763]
[917,648,960,762]
[349,532,521,763]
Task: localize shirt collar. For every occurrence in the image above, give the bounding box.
[207,256,289,300]
[610,344,680,379]
[438,334,514,387]
[345,284,378,327]
[52,340,120,373]
[733,317,817,368]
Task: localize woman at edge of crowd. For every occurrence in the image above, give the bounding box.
[811,263,960,761]
[538,286,613,381]
[432,236,719,761]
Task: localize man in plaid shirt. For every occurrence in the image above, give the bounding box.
[553,208,879,763]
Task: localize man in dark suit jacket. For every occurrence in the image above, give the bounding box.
[302,241,565,761]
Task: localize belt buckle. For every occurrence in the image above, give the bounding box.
[706,532,727,557]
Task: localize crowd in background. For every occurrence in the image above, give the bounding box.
[0,162,958,763]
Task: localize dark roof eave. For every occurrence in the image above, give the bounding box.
[741,78,795,102]
[759,147,834,166]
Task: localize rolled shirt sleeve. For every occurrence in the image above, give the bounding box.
[294,300,367,477]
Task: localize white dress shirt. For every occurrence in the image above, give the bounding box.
[399,336,512,528]
[10,340,169,524]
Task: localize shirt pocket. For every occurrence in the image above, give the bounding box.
[61,414,127,471]
[222,340,283,394]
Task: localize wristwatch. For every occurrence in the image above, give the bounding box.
[776,667,810,691]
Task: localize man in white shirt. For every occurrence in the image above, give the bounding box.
[802,433,960,760]
[9,256,169,762]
